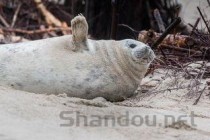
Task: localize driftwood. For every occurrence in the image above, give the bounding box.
[0,0,72,41]
[138,30,209,59]
[0,34,29,44]
[0,14,10,28]
[11,3,22,28]
[139,30,197,48]
[34,0,62,27]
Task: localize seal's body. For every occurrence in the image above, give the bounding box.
[0,15,155,101]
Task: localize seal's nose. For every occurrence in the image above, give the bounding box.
[133,45,155,62]
[134,45,150,59]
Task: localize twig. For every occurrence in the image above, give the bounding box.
[161,44,201,54]
[188,24,199,33]
[197,7,210,34]
[0,14,10,28]
[118,24,139,34]
[147,84,200,95]
[118,24,139,39]
[151,17,181,59]
[207,0,210,6]
[193,87,206,105]
[110,0,119,39]
[190,18,200,36]
[187,61,207,98]
[1,27,71,35]
[152,17,182,49]
[11,3,22,28]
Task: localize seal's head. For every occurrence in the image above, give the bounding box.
[122,39,155,65]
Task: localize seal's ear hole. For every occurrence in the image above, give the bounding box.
[129,44,137,49]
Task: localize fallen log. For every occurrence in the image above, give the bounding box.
[138,30,197,47]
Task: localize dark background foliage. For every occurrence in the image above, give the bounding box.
[0,0,181,40]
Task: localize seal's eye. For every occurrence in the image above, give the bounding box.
[129,44,137,48]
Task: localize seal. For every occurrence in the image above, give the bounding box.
[0,15,155,101]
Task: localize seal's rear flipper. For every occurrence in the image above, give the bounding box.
[71,14,89,51]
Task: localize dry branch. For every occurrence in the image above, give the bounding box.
[190,18,200,36]
[193,87,206,105]
[197,6,210,34]
[34,0,62,27]
[160,45,202,54]
[0,14,9,27]
[1,27,71,35]
[11,3,22,28]
[139,30,197,47]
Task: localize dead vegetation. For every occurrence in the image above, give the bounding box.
[0,0,72,42]
[118,2,210,104]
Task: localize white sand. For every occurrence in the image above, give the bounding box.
[0,65,210,140]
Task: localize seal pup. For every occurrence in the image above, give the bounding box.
[0,15,155,101]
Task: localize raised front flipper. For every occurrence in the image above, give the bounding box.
[71,14,89,52]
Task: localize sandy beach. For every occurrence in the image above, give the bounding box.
[0,0,210,140]
[0,65,210,140]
